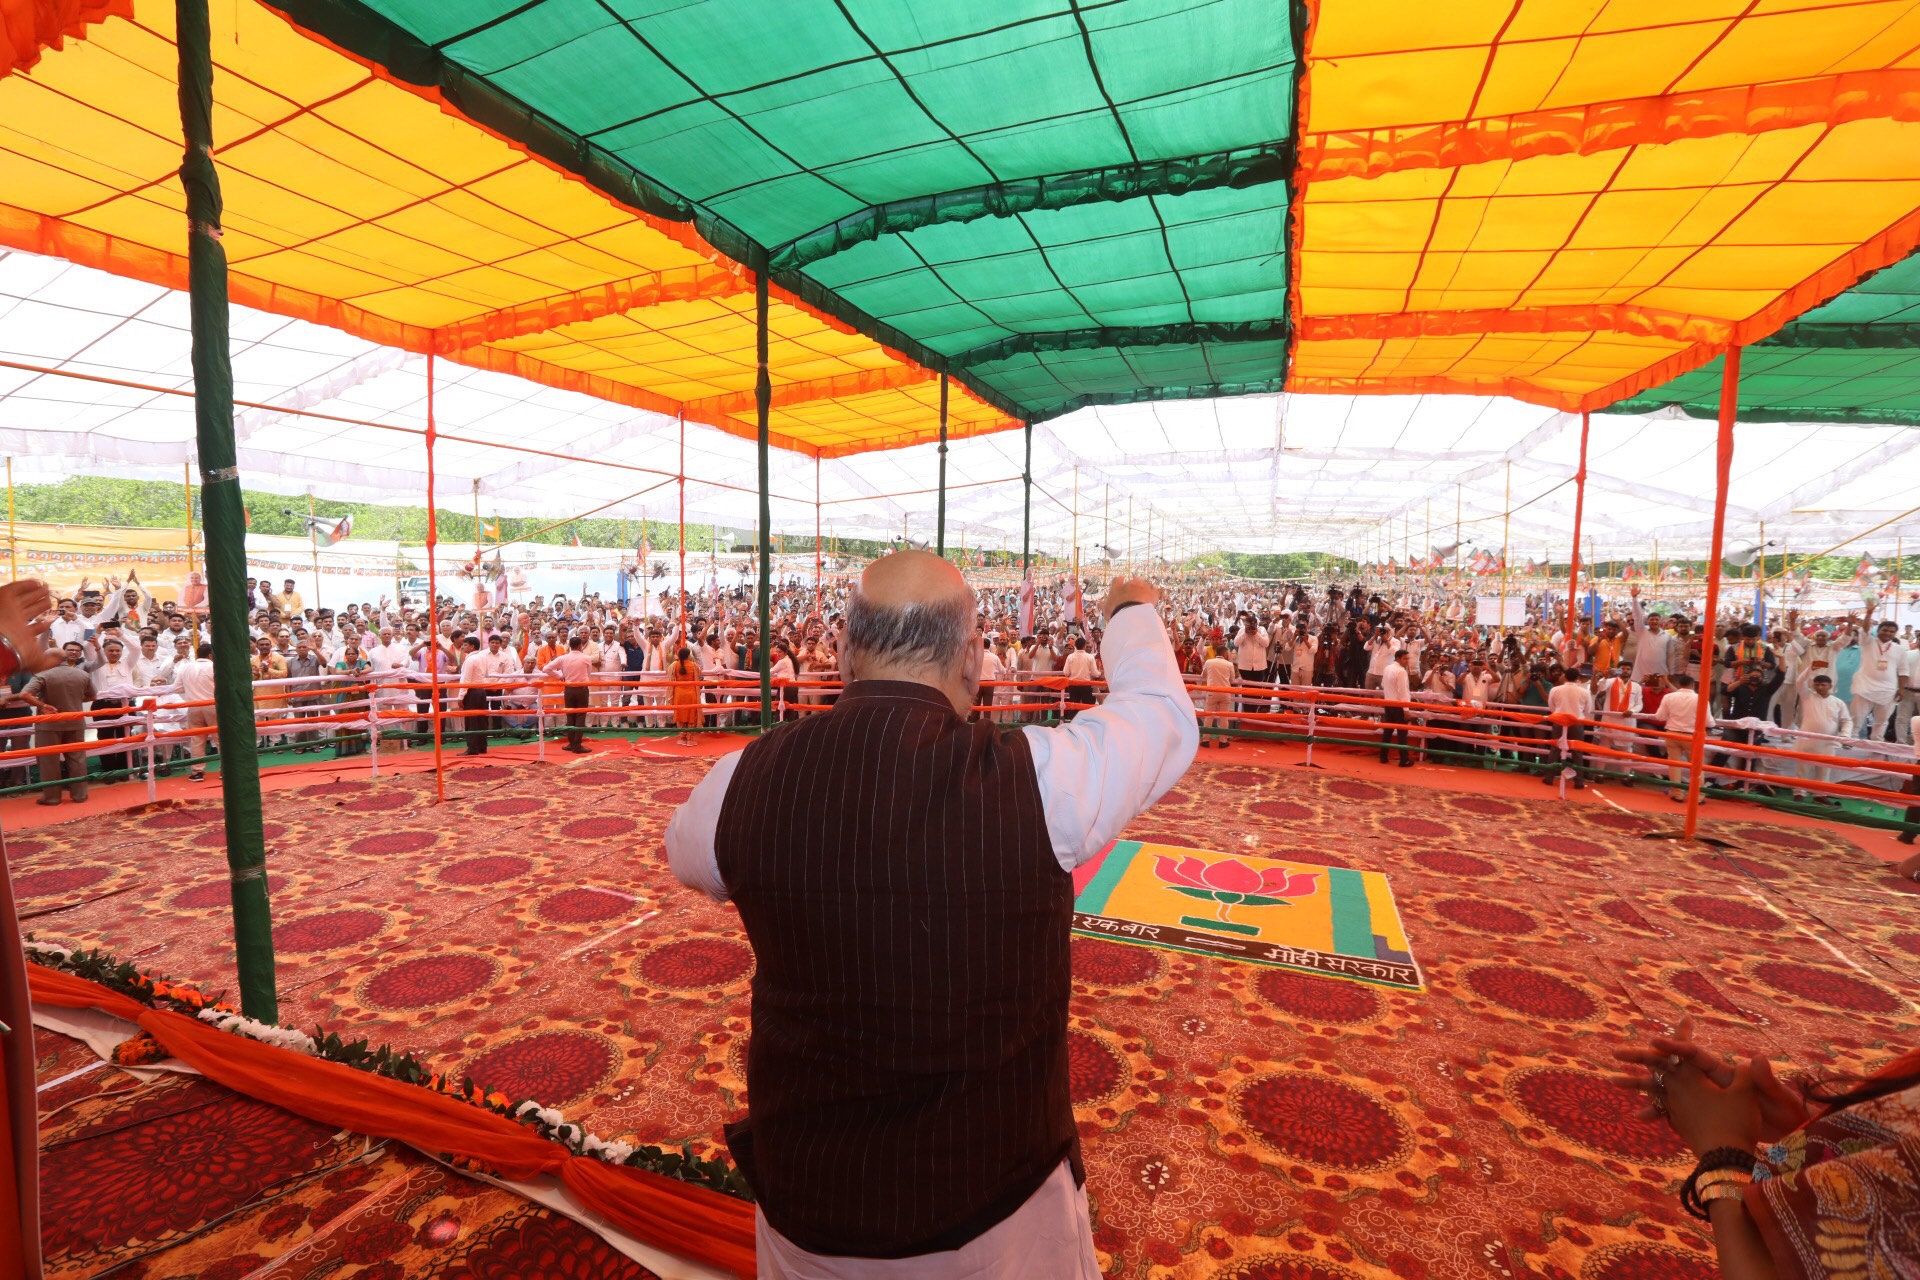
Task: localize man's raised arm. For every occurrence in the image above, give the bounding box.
[1023,578,1199,869]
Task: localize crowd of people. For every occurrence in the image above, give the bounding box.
[4,564,1919,833]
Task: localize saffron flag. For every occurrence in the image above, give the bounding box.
[309,513,352,546]
[1852,554,1880,585]
[483,521,499,541]
[1619,561,1643,580]
[1071,841,1420,990]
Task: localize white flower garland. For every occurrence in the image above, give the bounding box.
[28,942,703,1183]
[196,1005,319,1056]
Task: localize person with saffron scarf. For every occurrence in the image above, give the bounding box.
[1613,1017,1920,1280]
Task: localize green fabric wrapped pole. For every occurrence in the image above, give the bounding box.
[936,372,948,557]
[755,267,772,732]
[176,0,277,1022]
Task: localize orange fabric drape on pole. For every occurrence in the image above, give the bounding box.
[677,411,686,631]
[26,964,756,1277]
[1566,411,1588,641]
[425,351,445,804]
[0,832,41,1279]
[1683,346,1741,840]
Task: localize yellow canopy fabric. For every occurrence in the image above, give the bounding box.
[0,0,1013,456]
[1289,0,1920,411]
[9,0,1920,440]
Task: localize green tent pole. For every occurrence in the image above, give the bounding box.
[936,372,948,558]
[177,0,276,1021]
[1021,420,1032,576]
[755,266,772,732]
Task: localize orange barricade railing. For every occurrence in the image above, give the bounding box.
[1,667,1912,828]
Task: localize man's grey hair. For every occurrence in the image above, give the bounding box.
[844,588,975,668]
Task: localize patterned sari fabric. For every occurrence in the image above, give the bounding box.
[1748,1070,1920,1280]
[16,756,1920,1278]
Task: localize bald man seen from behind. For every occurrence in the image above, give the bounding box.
[666,551,1197,1278]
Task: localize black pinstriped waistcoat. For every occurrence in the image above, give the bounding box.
[714,679,1079,1259]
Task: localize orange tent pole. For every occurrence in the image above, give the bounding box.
[425,351,445,804]
[687,410,695,629]
[1683,347,1741,840]
[677,411,686,633]
[1567,411,1588,639]
[814,454,822,592]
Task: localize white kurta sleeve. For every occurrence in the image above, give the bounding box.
[1022,604,1200,872]
[663,748,743,902]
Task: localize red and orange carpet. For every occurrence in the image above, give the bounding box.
[17,754,1920,1278]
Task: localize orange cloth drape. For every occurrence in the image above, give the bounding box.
[26,964,755,1278]
[0,0,127,78]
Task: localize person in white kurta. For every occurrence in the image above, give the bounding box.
[1850,611,1902,741]
[1290,630,1317,688]
[977,636,1009,722]
[665,572,1197,1280]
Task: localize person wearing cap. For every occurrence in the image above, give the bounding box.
[1794,670,1853,802]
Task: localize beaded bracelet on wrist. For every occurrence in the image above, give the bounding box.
[1680,1148,1757,1220]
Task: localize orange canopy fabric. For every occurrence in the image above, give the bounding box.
[0,0,124,76]
[0,0,1012,456]
[1288,0,1920,412]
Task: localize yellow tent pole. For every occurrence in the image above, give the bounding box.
[307,491,321,610]
[183,459,198,643]
[6,457,17,585]
[1454,482,1462,574]
[1499,461,1512,626]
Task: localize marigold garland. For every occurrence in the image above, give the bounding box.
[24,940,752,1200]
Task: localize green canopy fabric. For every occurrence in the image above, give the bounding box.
[1605,252,1920,426]
[285,0,1302,422]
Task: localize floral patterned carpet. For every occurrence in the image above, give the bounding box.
[16,753,1920,1279]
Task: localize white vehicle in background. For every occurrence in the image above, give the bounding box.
[397,575,432,608]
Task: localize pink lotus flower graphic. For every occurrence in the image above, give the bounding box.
[1151,854,1319,936]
